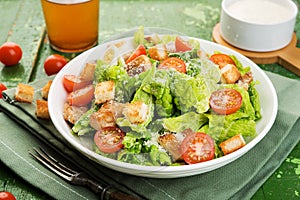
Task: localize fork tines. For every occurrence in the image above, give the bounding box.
[30,147,142,200]
[29,147,76,182]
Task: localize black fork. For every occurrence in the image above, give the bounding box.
[29,147,141,200]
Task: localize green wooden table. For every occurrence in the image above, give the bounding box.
[1,0,299,199]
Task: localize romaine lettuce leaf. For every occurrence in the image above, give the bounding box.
[142,70,174,117]
[229,55,251,76]
[223,84,256,120]
[116,66,156,134]
[248,81,262,120]
[95,59,129,83]
[163,112,208,133]
[204,112,256,143]
[170,71,211,113]
[71,104,100,136]
[149,145,172,166]
[117,146,172,166]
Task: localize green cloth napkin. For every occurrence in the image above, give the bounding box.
[0,71,299,200]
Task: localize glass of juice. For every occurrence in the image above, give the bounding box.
[40,0,99,53]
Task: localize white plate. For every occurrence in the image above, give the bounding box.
[48,33,278,178]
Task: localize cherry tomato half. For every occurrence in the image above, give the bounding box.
[0,191,16,200]
[158,57,186,73]
[180,132,215,164]
[125,44,147,64]
[62,75,91,93]
[175,36,192,52]
[0,42,22,66]
[210,53,235,68]
[0,83,7,98]
[67,84,94,106]
[209,88,242,115]
[44,54,68,76]
[94,127,125,153]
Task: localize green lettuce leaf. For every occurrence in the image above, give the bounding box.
[163,112,208,133]
[95,60,129,83]
[71,105,100,136]
[170,71,211,113]
[142,70,174,117]
[223,84,256,120]
[229,55,251,76]
[204,110,256,143]
[116,66,156,134]
[248,81,262,120]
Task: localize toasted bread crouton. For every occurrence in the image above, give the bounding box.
[41,80,52,100]
[14,83,34,103]
[104,100,125,118]
[220,64,241,84]
[126,55,152,76]
[94,80,115,104]
[90,102,117,130]
[35,99,50,119]
[158,133,182,161]
[148,44,168,61]
[219,134,246,155]
[237,71,253,90]
[63,103,88,124]
[123,101,148,124]
[79,62,96,82]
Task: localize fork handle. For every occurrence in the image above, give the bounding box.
[102,186,141,200]
[83,179,140,200]
[75,174,141,199]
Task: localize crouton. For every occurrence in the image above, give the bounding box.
[237,72,253,90]
[63,103,88,124]
[14,83,34,103]
[104,100,125,118]
[35,99,50,119]
[158,133,182,161]
[126,55,152,76]
[41,80,52,100]
[79,62,96,82]
[94,80,115,104]
[220,64,241,84]
[123,101,148,124]
[90,102,117,130]
[219,134,246,155]
[148,44,168,61]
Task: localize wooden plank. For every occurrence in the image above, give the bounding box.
[0,0,45,88]
[0,1,22,44]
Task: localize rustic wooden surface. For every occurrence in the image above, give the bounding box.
[1,0,300,199]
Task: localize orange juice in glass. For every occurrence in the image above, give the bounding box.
[41,0,99,53]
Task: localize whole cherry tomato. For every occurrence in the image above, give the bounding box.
[44,54,68,75]
[0,191,16,200]
[0,42,22,66]
[0,83,7,98]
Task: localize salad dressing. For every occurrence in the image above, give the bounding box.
[227,0,292,24]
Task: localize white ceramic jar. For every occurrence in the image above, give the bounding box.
[220,0,298,52]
